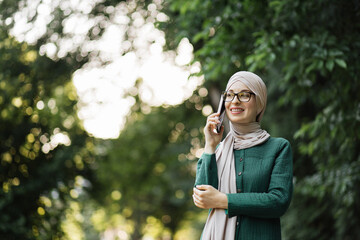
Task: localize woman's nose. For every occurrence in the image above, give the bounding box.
[232,95,241,104]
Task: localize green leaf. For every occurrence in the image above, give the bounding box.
[326,60,334,71]
[335,59,347,69]
[305,61,318,74]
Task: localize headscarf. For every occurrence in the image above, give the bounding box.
[201,71,270,239]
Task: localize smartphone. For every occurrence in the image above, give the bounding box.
[215,93,225,133]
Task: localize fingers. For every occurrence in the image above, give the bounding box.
[195,185,211,191]
[192,194,204,208]
[193,186,206,200]
[207,113,221,125]
[193,186,211,200]
[193,186,216,209]
[193,187,203,198]
[192,187,206,208]
[205,114,222,135]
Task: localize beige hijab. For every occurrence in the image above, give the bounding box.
[201,71,270,239]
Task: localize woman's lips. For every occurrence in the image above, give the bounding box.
[230,107,244,114]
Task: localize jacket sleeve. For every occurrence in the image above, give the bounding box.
[194,153,218,189]
[226,140,293,218]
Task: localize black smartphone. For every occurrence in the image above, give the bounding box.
[215,93,225,133]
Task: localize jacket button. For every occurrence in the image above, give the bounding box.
[239,158,243,162]
[237,189,241,193]
[238,172,242,176]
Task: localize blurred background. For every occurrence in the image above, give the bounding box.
[0,0,359,239]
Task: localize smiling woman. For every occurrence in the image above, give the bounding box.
[193,71,293,240]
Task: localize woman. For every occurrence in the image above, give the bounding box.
[192,71,293,240]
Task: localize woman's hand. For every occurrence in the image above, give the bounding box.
[203,113,224,154]
[192,185,228,209]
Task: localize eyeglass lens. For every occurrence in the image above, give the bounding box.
[224,92,252,102]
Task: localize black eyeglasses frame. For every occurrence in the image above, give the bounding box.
[221,91,255,102]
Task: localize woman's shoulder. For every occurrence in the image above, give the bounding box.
[260,136,291,151]
[244,137,292,160]
[267,136,290,145]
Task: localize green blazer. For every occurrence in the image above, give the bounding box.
[195,137,293,240]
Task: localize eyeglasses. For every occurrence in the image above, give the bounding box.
[222,91,255,102]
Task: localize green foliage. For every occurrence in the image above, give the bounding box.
[160,0,272,87]
[2,0,360,239]
[157,0,360,239]
[0,30,95,239]
[93,80,208,239]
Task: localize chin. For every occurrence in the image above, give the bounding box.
[227,113,254,124]
[228,116,248,124]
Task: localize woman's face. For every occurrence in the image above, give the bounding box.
[225,81,257,124]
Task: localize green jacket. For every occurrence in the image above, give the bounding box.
[195,137,293,240]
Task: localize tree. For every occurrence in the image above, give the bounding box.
[1,0,204,238]
[92,79,209,239]
[0,29,96,239]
